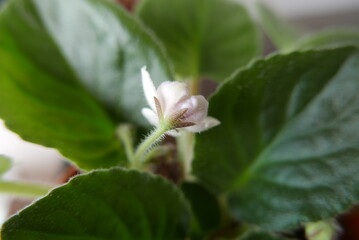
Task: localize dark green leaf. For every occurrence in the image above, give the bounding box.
[1,168,190,240]
[255,1,300,51]
[239,230,288,240]
[193,47,359,230]
[292,28,359,50]
[136,0,261,82]
[0,155,11,176]
[0,0,171,169]
[181,182,221,238]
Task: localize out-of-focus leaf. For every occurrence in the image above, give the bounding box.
[292,28,359,50]
[0,0,171,169]
[255,1,300,50]
[136,0,261,82]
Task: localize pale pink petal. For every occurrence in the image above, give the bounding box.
[141,108,158,126]
[184,117,220,132]
[180,95,208,123]
[141,66,157,111]
[156,81,189,117]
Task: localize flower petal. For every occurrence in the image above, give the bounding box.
[141,108,158,126]
[184,117,220,132]
[141,66,157,111]
[156,81,190,116]
[180,95,208,123]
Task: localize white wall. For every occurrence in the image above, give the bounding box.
[0,120,63,223]
[0,120,63,183]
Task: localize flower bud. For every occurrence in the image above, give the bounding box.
[141,67,220,136]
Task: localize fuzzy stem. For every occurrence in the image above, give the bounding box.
[0,181,51,198]
[132,122,171,169]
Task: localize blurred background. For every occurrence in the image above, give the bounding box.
[251,0,359,20]
[0,0,359,234]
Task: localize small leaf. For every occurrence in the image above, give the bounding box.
[305,220,340,240]
[292,28,359,50]
[255,1,300,51]
[1,168,191,240]
[181,182,221,238]
[0,0,171,169]
[136,0,261,81]
[0,155,11,176]
[193,47,359,230]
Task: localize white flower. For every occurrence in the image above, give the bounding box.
[141,66,220,136]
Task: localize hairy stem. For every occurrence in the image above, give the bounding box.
[132,122,171,169]
[0,181,51,198]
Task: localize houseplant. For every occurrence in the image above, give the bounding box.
[0,0,359,239]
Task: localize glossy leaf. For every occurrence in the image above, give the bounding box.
[181,182,221,239]
[0,155,11,176]
[0,0,171,169]
[292,28,359,50]
[136,0,261,81]
[193,47,359,230]
[255,1,300,51]
[1,168,190,240]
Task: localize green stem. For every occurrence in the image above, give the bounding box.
[0,181,51,198]
[189,76,201,95]
[178,76,200,178]
[117,124,135,163]
[132,122,171,169]
[177,131,194,178]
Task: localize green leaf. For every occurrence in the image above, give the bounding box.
[0,0,171,169]
[0,155,11,176]
[1,168,190,240]
[181,182,221,239]
[255,1,300,51]
[193,47,359,230]
[239,230,288,240]
[136,0,261,82]
[292,28,359,50]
